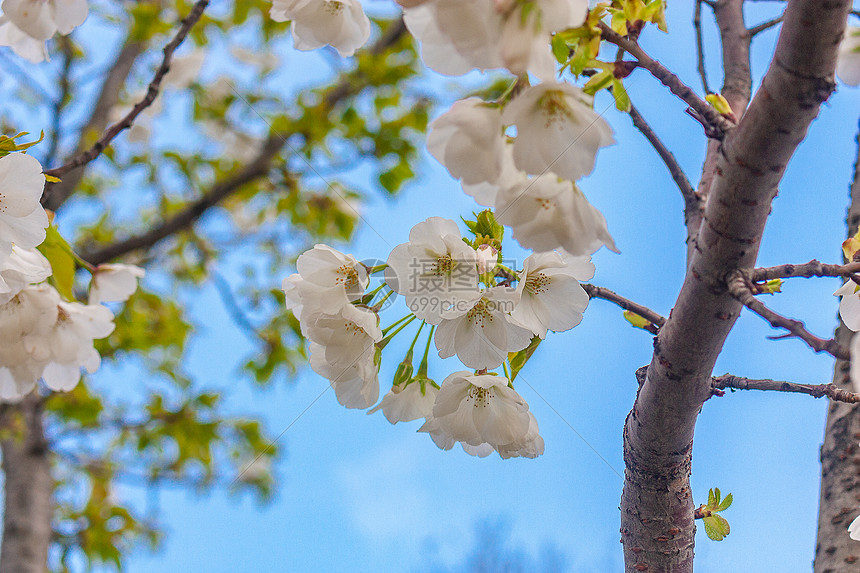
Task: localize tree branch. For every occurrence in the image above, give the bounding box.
[751,260,860,281]
[694,0,712,95]
[41,0,210,207]
[747,16,784,38]
[621,1,851,570]
[80,19,408,265]
[727,269,849,360]
[712,374,860,402]
[0,395,52,573]
[581,283,666,328]
[627,103,702,232]
[598,21,735,137]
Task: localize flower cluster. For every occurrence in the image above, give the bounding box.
[284,213,594,459]
[0,0,88,62]
[0,150,144,402]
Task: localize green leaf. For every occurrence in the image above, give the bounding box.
[37,225,76,301]
[717,492,733,512]
[703,514,730,541]
[508,336,541,382]
[612,78,631,112]
[623,310,652,331]
[551,35,570,65]
[709,487,718,508]
[583,71,613,95]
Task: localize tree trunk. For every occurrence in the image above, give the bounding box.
[621,1,851,570]
[813,122,860,572]
[0,395,52,573]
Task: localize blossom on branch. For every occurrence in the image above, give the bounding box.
[495,173,617,256]
[502,82,615,182]
[0,152,49,260]
[0,246,51,304]
[309,342,379,409]
[509,251,593,338]
[368,378,439,424]
[89,263,145,304]
[270,0,371,57]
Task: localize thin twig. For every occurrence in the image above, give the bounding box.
[43,0,210,181]
[581,283,666,328]
[694,0,712,95]
[751,260,860,282]
[726,270,849,360]
[598,22,735,137]
[747,16,784,37]
[628,103,700,210]
[712,374,860,403]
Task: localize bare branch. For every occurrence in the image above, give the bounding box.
[627,103,702,227]
[581,283,666,328]
[712,374,860,402]
[694,0,712,95]
[751,260,860,281]
[726,269,849,360]
[42,0,210,186]
[82,133,284,265]
[748,16,785,37]
[598,21,735,137]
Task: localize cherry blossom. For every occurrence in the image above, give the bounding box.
[270,0,371,57]
[0,0,87,41]
[284,244,369,322]
[0,152,49,259]
[89,263,145,304]
[368,378,439,424]
[509,251,593,338]
[431,371,533,450]
[0,246,51,304]
[385,217,479,324]
[0,17,47,62]
[495,173,618,256]
[850,512,860,541]
[306,303,382,369]
[309,342,379,409]
[461,142,524,208]
[434,286,533,369]
[427,98,506,185]
[496,411,544,459]
[418,413,494,457]
[837,26,860,86]
[403,0,503,76]
[502,82,615,182]
[835,280,860,331]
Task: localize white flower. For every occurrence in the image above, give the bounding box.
[0,284,59,372]
[368,378,438,423]
[385,217,479,324]
[835,280,860,331]
[88,263,145,304]
[496,411,544,459]
[496,173,617,256]
[285,244,369,322]
[475,244,497,275]
[25,298,115,392]
[427,98,506,186]
[0,246,51,304]
[502,82,615,182]
[305,303,382,368]
[270,0,371,57]
[1,0,88,41]
[309,342,379,409]
[509,251,592,338]
[0,17,47,62]
[432,371,532,448]
[838,26,860,86]
[461,142,525,208]
[434,286,532,369]
[850,512,860,541]
[0,152,49,258]
[498,0,587,81]
[418,412,495,457]
[403,0,503,76]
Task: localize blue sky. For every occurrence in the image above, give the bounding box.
[67,2,860,571]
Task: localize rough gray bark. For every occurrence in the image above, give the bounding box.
[621,1,851,571]
[813,122,860,573]
[0,396,52,573]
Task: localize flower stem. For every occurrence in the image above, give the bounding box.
[377,315,417,350]
[382,314,413,335]
[416,325,435,378]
